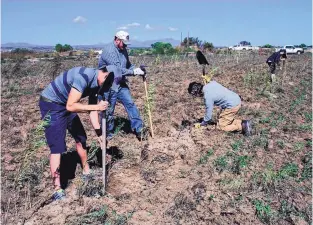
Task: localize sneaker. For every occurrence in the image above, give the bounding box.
[242,120,252,136]
[52,189,66,201]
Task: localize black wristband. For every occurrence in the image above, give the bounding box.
[95,128,102,137]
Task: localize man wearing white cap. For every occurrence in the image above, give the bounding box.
[98,31,146,141]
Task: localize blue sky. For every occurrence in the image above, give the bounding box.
[1,0,312,46]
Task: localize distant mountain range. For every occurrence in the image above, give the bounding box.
[1,38,181,49]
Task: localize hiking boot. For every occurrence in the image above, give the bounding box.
[52,189,66,201]
[242,120,252,136]
[136,129,148,141]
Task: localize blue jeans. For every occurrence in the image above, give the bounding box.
[103,83,143,136]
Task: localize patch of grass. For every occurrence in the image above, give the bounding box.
[278,163,298,179]
[304,112,312,123]
[252,135,268,149]
[290,93,306,112]
[254,163,299,191]
[277,140,285,149]
[232,155,251,174]
[259,117,271,124]
[278,200,310,223]
[15,115,51,188]
[87,141,99,163]
[306,139,312,147]
[298,124,311,131]
[73,207,108,224]
[270,114,285,127]
[231,140,243,151]
[198,149,214,165]
[299,153,312,181]
[294,142,305,152]
[253,199,273,223]
[219,177,244,190]
[67,206,134,225]
[214,156,228,172]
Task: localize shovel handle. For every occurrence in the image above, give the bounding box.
[144,80,154,138]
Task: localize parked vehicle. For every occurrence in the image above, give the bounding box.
[276,45,304,54]
[229,44,259,51]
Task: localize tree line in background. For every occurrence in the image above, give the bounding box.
[55,44,73,52]
[130,37,214,56]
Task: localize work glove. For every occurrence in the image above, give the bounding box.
[133,68,145,76]
[202,74,212,84]
[194,120,209,128]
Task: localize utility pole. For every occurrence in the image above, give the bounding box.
[187,31,189,48]
[180,32,182,46]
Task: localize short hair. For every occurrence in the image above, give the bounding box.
[188,82,203,97]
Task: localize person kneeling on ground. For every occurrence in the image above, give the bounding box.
[39,65,120,201]
[266,49,287,83]
[188,81,252,136]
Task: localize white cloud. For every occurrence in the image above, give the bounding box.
[168,27,178,31]
[116,22,140,30]
[127,22,140,27]
[145,24,154,30]
[73,16,87,23]
[116,26,129,30]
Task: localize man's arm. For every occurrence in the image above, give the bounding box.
[89,111,100,129]
[66,88,107,112]
[204,97,214,122]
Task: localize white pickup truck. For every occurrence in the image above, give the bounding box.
[276,45,304,54]
[229,44,259,51]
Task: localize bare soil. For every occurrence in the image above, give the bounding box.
[1,52,312,225]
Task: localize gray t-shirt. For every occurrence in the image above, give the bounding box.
[203,81,241,121]
[41,67,99,105]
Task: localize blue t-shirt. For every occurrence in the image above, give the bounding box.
[41,67,99,105]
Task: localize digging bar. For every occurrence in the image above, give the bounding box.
[101,99,107,192]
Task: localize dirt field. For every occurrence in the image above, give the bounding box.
[1,52,312,225]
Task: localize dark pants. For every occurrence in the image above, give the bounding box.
[39,100,87,154]
[267,62,276,74]
[103,82,143,136]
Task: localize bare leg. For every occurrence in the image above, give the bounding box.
[50,153,61,190]
[76,142,90,174]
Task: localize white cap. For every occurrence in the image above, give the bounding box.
[115,30,130,44]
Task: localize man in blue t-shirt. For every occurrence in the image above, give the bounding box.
[98,30,147,141]
[39,65,120,201]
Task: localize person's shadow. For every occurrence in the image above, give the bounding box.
[59,146,124,189]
